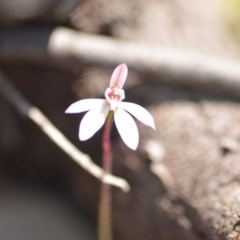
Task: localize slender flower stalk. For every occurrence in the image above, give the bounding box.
[98,111,114,240]
[65,63,156,240]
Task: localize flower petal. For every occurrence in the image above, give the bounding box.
[65,99,105,114]
[110,63,128,88]
[120,102,156,129]
[114,108,139,150]
[79,102,109,140]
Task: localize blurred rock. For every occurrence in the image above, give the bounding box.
[0,0,80,25]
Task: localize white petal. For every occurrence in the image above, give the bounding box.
[114,108,139,150]
[65,99,105,114]
[120,102,156,129]
[79,103,109,140]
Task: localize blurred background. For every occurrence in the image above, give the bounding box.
[0,0,240,239]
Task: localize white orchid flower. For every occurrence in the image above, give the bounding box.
[65,63,155,150]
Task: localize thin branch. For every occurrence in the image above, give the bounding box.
[1,27,240,97]
[0,71,130,192]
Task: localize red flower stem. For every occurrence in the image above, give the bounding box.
[98,111,114,240]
